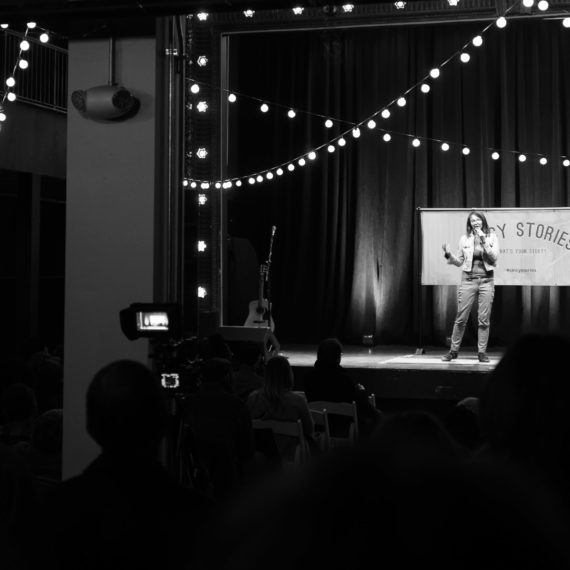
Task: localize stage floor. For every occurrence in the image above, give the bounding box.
[281,344,503,413]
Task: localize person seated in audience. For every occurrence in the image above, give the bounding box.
[232,341,264,401]
[0,382,38,446]
[442,396,482,452]
[17,408,63,490]
[302,337,382,439]
[29,359,216,570]
[478,331,570,520]
[247,355,316,459]
[183,357,256,502]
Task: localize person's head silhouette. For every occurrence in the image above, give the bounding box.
[86,360,168,457]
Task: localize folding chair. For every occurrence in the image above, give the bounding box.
[310,408,331,452]
[252,418,309,466]
[308,401,358,447]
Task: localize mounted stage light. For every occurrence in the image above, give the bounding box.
[71,36,140,122]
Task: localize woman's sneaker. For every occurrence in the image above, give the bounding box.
[441,351,458,362]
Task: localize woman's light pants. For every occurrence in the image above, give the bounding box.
[450,275,495,354]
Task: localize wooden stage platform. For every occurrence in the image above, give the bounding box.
[281,344,503,419]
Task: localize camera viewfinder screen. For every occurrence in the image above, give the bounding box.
[136,311,169,332]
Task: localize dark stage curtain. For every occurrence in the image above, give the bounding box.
[225,20,570,346]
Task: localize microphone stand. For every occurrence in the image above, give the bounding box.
[265,226,276,332]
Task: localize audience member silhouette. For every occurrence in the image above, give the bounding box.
[232,341,265,401]
[20,336,63,413]
[247,355,316,460]
[478,331,570,519]
[443,396,482,451]
[29,359,216,570]
[302,338,382,439]
[182,357,256,503]
[368,409,464,462]
[195,411,570,570]
[0,382,38,445]
[17,408,63,489]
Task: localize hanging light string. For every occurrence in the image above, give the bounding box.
[0,22,54,125]
[186,0,570,188]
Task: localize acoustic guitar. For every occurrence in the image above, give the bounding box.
[244,264,275,331]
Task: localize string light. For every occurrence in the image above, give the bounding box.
[228,93,237,102]
[185,4,570,188]
[496,16,507,28]
[537,0,549,10]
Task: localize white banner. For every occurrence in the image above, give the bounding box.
[420,208,570,286]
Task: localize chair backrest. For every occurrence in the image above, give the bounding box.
[308,401,358,446]
[251,418,309,465]
[310,408,331,452]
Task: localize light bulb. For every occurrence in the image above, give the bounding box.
[441,142,450,151]
[472,35,483,47]
[537,0,549,10]
[327,145,335,153]
[412,138,421,147]
[420,83,430,93]
[381,109,391,119]
[260,103,269,113]
[491,152,500,160]
[18,59,29,69]
[496,16,507,28]
[298,158,306,166]
[462,147,470,155]
[367,119,376,129]
[539,157,547,165]
[430,68,440,79]
[460,53,470,63]
[352,127,361,138]
[190,84,200,93]
[383,133,391,142]
[308,151,317,160]
[39,32,49,43]
[518,154,527,162]
[19,40,30,51]
[288,109,296,118]
[397,97,406,107]
[228,93,237,103]
[325,119,333,128]
[338,138,346,147]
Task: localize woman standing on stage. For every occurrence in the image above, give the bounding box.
[441,211,499,363]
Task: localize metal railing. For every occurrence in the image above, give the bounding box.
[1,29,68,113]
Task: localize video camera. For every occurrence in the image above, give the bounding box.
[119,302,182,341]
